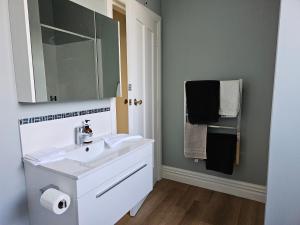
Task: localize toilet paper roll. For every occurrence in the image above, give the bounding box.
[40,188,71,215]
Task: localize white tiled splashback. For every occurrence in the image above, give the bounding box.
[19,108,114,156]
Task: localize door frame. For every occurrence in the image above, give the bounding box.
[106,0,162,181]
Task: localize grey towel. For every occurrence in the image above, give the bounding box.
[184,122,207,159]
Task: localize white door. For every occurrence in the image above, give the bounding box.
[126,1,161,181]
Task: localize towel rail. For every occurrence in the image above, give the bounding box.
[208,125,237,130]
[184,79,243,165]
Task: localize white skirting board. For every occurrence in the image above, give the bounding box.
[161,166,266,203]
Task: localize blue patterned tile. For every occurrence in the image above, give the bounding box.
[22,118,29,124]
[65,113,72,118]
[34,117,41,123]
[19,107,110,125]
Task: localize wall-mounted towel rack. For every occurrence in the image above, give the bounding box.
[208,125,237,130]
[184,114,237,130]
[184,79,243,165]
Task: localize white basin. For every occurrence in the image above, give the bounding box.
[66,140,105,163]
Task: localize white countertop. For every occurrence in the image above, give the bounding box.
[24,138,154,180]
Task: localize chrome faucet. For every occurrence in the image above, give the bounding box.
[75,120,93,145]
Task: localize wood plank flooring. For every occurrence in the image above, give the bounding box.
[116,179,265,225]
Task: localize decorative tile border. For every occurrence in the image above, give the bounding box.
[19,107,110,125]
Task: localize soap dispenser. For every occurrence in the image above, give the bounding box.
[83,120,93,144]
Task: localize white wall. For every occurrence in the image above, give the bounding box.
[265,0,300,224]
[0,1,29,224]
[0,0,112,224]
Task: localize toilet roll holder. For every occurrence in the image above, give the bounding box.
[40,185,69,210]
[40,184,60,193]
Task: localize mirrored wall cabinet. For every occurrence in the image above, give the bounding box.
[9,0,120,103]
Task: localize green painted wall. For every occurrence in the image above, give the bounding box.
[161,0,280,185]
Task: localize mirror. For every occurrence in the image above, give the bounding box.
[96,13,121,98]
[26,0,120,102]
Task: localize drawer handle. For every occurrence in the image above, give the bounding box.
[96,164,147,199]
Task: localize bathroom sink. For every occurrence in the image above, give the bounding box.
[65,140,105,163]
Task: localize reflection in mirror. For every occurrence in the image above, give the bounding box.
[38,0,95,38]
[41,26,98,101]
[96,14,121,98]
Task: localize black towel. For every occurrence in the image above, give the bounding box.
[205,133,237,175]
[185,80,220,124]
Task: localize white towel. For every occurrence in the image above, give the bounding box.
[184,122,207,160]
[102,134,143,148]
[219,80,241,117]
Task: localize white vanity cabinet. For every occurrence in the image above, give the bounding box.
[77,161,152,225]
[24,140,154,225]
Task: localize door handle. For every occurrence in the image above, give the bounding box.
[124,99,128,104]
[134,99,143,106]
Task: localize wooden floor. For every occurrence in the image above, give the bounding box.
[116,179,265,225]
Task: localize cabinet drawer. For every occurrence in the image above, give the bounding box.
[77,161,153,225]
[76,143,153,197]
